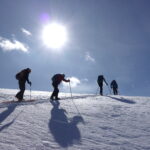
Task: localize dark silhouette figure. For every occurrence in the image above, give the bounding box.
[110,80,118,95]
[15,68,32,101]
[50,74,70,100]
[97,75,108,95]
[49,100,84,147]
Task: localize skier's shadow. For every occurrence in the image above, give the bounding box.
[49,100,84,148]
[0,104,17,132]
[107,96,136,104]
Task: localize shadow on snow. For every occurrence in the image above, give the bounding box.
[0,104,22,132]
[0,94,97,108]
[49,100,84,148]
[107,96,136,104]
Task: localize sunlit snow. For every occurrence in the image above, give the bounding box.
[0,88,150,150]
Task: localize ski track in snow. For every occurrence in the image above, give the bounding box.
[0,89,150,150]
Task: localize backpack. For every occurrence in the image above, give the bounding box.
[51,74,58,82]
[15,73,21,80]
[111,81,118,88]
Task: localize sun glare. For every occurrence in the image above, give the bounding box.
[42,23,68,49]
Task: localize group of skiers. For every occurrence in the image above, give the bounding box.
[97,75,118,96]
[15,68,118,101]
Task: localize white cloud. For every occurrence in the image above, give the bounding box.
[0,37,29,52]
[21,28,32,36]
[70,77,81,87]
[63,76,81,88]
[85,52,95,63]
[61,76,98,94]
[62,76,97,94]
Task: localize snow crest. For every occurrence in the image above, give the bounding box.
[0,89,150,150]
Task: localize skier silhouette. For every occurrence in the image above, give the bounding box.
[97,75,108,95]
[50,74,70,100]
[110,80,118,95]
[15,68,32,101]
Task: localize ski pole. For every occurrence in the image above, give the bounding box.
[30,85,31,100]
[117,89,120,95]
[69,82,82,117]
[69,82,73,99]
[107,85,111,95]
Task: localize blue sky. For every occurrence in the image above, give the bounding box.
[0,0,150,96]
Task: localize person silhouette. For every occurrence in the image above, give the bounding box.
[110,80,118,95]
[15,68,32,101]
[97,75,108,95]
[50,74,70,100]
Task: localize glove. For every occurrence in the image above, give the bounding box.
[68,79,70,82]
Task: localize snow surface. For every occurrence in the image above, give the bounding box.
[0,88,150,150]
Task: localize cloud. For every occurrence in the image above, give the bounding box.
[85,52,95,63]
[69,77,81,87]
[0,37,29,52]
[62,76,97,94]
[21,28,32,36]
[63,76,81,88]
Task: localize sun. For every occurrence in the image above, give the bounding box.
[42,23,68,49]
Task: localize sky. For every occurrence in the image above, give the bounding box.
[0,0,150,96]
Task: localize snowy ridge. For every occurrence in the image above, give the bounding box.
[0,89,150,150]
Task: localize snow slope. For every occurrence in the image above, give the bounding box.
[0,88,150,150]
